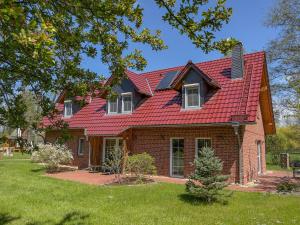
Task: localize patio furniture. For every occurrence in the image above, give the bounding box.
[89,165,102,173]
[291,161,300,178]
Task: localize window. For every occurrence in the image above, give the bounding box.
[196,138,212,158]
[64,100,72,117]
[184,84,200,108]
[108,98,118,114]
[122,92,132,113]
[170,138,184,177]
[103,138,123,163]
[78,138,85,155]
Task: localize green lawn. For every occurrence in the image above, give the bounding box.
[0,155,300,225]
[266,152,300,171]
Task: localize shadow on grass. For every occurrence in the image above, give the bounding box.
[25,211,90,225]
[178,193,210,206]
[0,213,20,225]
[31,167,45,173]
[178,193,230,206]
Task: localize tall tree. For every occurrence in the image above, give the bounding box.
[265,0,300,122]
[0,0,237,129]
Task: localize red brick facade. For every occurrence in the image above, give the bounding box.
[45,108,266,185]
[241,104,266,183]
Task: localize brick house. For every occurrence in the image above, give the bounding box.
[43,44,275,184]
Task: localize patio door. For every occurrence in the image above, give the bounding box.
[170,138,184,177]
[103,138,123,163]
[257,141,262,174]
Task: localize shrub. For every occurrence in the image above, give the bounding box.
[31,143,73,172]
[186,147,230,203]
[126,152,156,183]
[276,180,298,193]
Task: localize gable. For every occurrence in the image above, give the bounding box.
[259,62,276,135]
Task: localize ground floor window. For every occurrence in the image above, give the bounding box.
[103,138,123,163]
[170,138,184,177]
[78,138,85,155]
[195,138,212,158]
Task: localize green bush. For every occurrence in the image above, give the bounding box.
[125,152,156,183]
[186,147,230,203]
[276,180,298,193]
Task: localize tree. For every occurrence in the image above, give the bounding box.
[186,147,229,203]
[265,0,300,122]
[0,0,237,131]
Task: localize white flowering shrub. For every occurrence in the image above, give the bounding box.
[31,143,73,172]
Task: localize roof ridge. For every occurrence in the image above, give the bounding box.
[139,51,265,76]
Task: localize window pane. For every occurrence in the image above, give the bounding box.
[172,138,184,177]
[186,86,199,107]
[64,102,72,116]
[109,100,117,113]
[78,139,84,154]
[123,95,132,112]
[197,138,212,156]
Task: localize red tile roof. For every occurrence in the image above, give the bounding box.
[42,51,266,136]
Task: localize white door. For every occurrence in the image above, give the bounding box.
[170,138,184,177]
[257,142,262,174]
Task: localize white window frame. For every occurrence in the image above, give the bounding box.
[107,98,118,114]
[170,137,184,178]
[102,137,123,163]
[64,100,73,117]
[184,83,200,109]
[78,138,85,156]
[195,137,212,158]
[121,92,133,114]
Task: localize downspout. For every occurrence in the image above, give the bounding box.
[232,123,243,184]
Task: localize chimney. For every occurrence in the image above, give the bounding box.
[231,42,244,79]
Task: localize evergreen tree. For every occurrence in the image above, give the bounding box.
[186,147,229,203]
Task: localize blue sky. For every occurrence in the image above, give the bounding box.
[81,0,278,77]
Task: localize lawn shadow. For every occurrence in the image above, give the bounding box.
[0,213,20,225]
[178,193,210,206]
[25,211,90,225]
[31,167,45,173]
[178,193,229,206]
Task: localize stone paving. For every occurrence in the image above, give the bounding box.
[46,170,299,193]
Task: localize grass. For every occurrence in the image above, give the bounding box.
[0,155,300,225]
[266,152,300,171]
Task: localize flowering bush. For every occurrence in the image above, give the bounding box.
[31,143,73,172]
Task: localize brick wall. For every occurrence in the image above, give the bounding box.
[130,126,240,183]
[45,130,89,169]
[241,103,266,183]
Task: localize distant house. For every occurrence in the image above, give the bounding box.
[43,44,275,184]
[0,126,43,147]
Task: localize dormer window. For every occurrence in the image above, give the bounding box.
[108,98,118,114]
[64,100,72,117]
[122,92,132,113]
[184,83,200,109]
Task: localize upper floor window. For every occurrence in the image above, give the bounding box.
[108,98,118,114]
[122,92,132,113]
[64,100,72,117]
[184,84,200,108]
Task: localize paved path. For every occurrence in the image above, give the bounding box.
[46,170,299,193]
